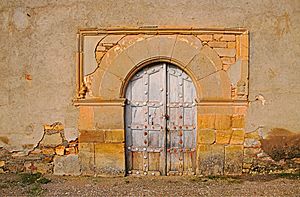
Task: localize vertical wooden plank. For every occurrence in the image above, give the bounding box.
[161,63,167,175]
[149,152,160,171]
[132,152,143,170]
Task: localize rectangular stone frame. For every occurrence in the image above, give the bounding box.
[74,27,249,176]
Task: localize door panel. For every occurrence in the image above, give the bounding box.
[166,65,197,175]
[126,63,196,176]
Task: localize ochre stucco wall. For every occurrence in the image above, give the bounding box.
[0,0,299,175]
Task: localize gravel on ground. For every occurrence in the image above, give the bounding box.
[0,173,299,196]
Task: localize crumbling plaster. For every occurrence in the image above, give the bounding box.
[0,0,299,153]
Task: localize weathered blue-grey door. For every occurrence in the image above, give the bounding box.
[125,63,196,176]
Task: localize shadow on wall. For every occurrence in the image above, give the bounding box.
[261,128,300,161]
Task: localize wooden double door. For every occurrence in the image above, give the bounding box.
[125,63,197,176]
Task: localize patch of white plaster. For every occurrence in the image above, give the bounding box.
[12,8,29,31]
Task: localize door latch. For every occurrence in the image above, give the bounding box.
[164,114,169,120]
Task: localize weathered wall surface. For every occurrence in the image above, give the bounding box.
[0,0,299,174]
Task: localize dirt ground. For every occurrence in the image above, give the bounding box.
[0,173,299,196]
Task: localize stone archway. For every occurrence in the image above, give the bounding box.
[75,28,249,176]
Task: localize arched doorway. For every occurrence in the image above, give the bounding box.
[125,62,197,176]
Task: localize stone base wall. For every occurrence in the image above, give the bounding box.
[0,122,299,176]
[0,123,80,176]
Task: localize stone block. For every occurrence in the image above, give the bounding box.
[245,131,261,140]
[105,51,134,80]
[105,129,125,143]
[78,106,94,130]
[221,57,236,65]
[214,48,236,57]
[197,34,213,41]
[232,115,245,128]
[35,162,53,174]
[197,70,231,100]
[94,106,124,129]
[198,114,215,129]
[119,35,150,65]
[197,144,224,175]
[65,147,77,155]
[227,42,236,48]
[198,129,215,144]
[187,49,220,80]
[199,45,223,70]
[216,130,232,144]
[291,158,300,164]
[78,143,95,176]
[215,115,232,130]
[150,35,176,58]
[100,35,124,44]
[44,123,64,132]
[243,163,252,169]
[223,64,230,71]
[244,138,261,148]
[30,149,42,154]
[53,155,81,176]
[172,35,202,66]
[230,130,245,144]
[214,34,236,41]
[208,41,227,48]
[243,156,254,164]
[64,128,78,142]
[41,148,55,155]
[55,146,65,156]
[95,51,105,63]
[42,156,53,163]
[94,143,125,175]
[40,133,62,147]
[244,147,261,156]
[0,160,5,167]
[224,145,243,175]
[99,70,123,100]
[79,130,105,143]
[236,34,248,60]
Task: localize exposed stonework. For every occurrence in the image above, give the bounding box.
[0,122,80,175]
